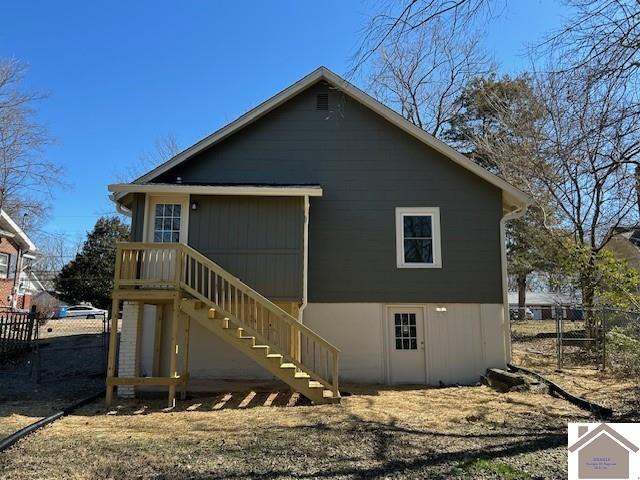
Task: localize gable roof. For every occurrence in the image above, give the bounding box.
[133,66,531,210]
[569,424,639,453]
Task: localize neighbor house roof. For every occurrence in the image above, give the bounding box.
[0,210,36,252]
[507,291,579,306]
[569,424,639,453]
[123,66,531,211]
[612,226,640,248]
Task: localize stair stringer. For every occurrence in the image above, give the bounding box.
[179,299,338,404]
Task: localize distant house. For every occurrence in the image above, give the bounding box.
[508,291,581,320]
[106,66,531,406]
[0,210,37,311]
[569,424,638,479]
[607,226,640,272]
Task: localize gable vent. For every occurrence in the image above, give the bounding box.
[316,93,329,110]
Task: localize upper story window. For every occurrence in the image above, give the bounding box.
[153,204,181,242]
[395,207,442,268]
[0,253,9,278]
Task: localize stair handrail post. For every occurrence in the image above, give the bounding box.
[114,243,123,290]
[332,350,339,396]
[175,243,184,288]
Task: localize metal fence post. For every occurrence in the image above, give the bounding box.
[601,308,607,371]
[30,305,41,384]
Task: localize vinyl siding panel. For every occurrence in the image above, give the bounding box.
[157,81,503,303]
[187,195,303,300]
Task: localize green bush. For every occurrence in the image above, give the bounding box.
[606,326,640,374]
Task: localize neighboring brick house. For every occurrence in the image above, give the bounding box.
[0,210,38,311]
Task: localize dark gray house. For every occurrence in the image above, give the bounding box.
[106,67,530,406]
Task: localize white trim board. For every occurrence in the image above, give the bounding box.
[109,184,323,204]
[0,210,36,252]
[131,67,530,210]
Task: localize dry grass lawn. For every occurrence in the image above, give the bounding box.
[510,319,640,419]
[0,385,589,480]
[511,319,584,338]
[512,340,640,418]
[0,402,64,439]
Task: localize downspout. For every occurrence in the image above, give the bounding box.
[298,195,310,324]
[110,193,132,217]
[500,204,527,363]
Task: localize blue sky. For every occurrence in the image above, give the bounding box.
[0,0,566,249]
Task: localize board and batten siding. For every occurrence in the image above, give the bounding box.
[128,193,146,242]
[155,81,504,304]
[187,195,304,300]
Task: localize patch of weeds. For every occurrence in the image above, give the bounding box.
[457,458,531,479]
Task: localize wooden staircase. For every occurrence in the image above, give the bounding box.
[178,245,340,404]
[179,299,338,404]
[108,242,340,405]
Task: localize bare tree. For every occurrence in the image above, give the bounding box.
[0,58,62,224]
[541,0,640,88]
[115,133,180,182]
[464,66,640,307]
[367,23,492,137]
[351,0,498,76]
[538,0,640,216]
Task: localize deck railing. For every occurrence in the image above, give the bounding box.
[113,242,340,396]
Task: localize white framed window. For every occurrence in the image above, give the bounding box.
[395,207,442,268]
[0,253,9,278]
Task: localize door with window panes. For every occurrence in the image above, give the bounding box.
[145,197,187,283]
[388,307,426,384]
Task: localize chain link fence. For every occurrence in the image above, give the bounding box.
[34,313,109,382]
[511,305,640,372]
[0,306,120,403]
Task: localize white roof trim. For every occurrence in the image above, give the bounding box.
[133,67,531,209]
[109,183,323,200]
[0,210,36,252]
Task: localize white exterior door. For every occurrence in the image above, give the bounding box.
[387,307,426,384]
[142,195,189,283]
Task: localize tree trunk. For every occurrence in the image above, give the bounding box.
[636,165,640,218]
[517,273,527,321]
[580,252,597,336]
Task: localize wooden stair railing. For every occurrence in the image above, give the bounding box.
[113,242,340,399]
[179,244,340,398]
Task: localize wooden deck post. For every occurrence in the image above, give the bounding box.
[152,305,163,377]
[105,296,120,406]
[181,313,191,400]
[167,298,180,407]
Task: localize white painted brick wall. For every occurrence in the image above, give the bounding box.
[117,301,140,398]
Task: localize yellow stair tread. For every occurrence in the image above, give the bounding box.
[252,345,269,349]
[280,363,296,369]
[266,353,283,359]
[294,372,310,379]
[308,381,324,388]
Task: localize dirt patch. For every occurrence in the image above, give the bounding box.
[0,385,588,479]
